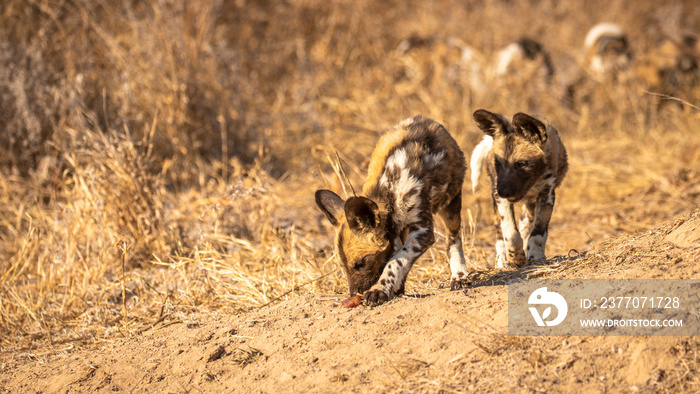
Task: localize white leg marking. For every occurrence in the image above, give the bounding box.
[519,209,534,253]
[496,199,518,240]
[369,228,430,295]
[519,215,532,240]
[495,240,507,269]
[527,234,547,261]
[448,237,469,280]
[496,198,525,267]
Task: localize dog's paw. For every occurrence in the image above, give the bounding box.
[363,287,390,306]
[450,271,472,290]
[527,255,546,264]
[496,241,527,269]
[510,251,528,267]
[527,235,546,261]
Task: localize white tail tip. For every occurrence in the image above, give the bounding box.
[470,136,493,193]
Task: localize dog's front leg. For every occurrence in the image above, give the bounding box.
[494,196,526,268]
[363,225,435,306]
[519,201,536,253]
[526,191,555,261]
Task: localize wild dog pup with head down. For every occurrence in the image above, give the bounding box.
[470,109,567,269]
[315,116,470,306]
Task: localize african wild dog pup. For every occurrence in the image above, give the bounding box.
[583,22,631,80]
[491,37,555,84]
[470,109,567,269]
[315,116,470,306]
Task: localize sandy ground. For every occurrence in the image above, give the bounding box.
[2,211,699,393]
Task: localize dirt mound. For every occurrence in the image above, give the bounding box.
[665,211,700,248]
[2,211,700,392]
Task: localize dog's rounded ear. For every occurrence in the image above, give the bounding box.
[345,196,381,233]
[473,109,508,137]
[315,189,345,227]
[512,113,547,144]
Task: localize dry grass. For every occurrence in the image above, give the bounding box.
[1,0,700,359]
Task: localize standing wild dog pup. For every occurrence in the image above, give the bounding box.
[316,116,470,306]
[470,109,567,268]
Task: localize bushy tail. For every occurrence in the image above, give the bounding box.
[470,136,493,193]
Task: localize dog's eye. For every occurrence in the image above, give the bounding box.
[494,159,501,169]
[516,161,528,168]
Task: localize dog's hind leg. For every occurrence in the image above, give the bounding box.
[439,191,470,289]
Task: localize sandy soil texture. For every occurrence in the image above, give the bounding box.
[3,212,699,393]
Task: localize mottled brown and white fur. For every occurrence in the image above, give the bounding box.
[583,22,631,80]
[470,110,567,269]
[491,37,555,84]
[315,116,469,306]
